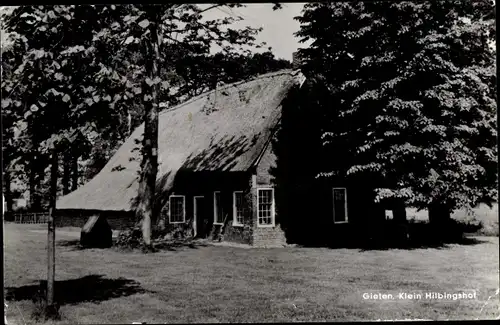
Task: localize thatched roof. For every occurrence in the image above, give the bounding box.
[57,69,305,212]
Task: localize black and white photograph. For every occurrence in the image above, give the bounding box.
[1,2,498,323]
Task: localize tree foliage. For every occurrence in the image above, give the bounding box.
[295,1,497,214]
[1,5,289,215]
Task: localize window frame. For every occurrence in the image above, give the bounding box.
[169,195,186,224]
[232,191,245,227]
[332,187,348,224]
[213,191,224,225]
[257,188,275,228]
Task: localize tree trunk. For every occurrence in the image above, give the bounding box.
[392,199,408,244]
[37,154,48,209]
[29,152,42,211]
[393,200,407,224]
[46,147,58,308]
[29,155,35,209]
[71,151,79,192]
[428,202,451,225]
[3,167,13,212]
[62,150,71,195]
[135,8,160,249]
[428,202,453,242]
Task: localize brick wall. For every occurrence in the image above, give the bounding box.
[222,188,254,244]
[256,140,276,185]
[252,141,288,247]
[107,214,136,230]
[253,225,287,247]
[158,199,194,239]
[201,189,255,245]
[54,213,88,228]
[55,210,135,230]
[159,175,255,245]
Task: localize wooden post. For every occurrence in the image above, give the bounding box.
[47,147,58,306]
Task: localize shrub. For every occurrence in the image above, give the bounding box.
[115,228,144,249]
[115,226,194,251]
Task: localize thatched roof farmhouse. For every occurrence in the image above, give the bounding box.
[56,66,391,247]
[57,70,324,246]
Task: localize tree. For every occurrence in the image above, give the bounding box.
[2,4,281,247]
[295,1,497,225]
[2,5,106,209]
[1,30,23,213]
[92,4,269,248]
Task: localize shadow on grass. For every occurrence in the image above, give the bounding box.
[297,235,490,251]
[5,275,147,305]
[57,239,115,251]
[357,236,489,252]
[294,221,492,251]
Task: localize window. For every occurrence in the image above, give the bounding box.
[169,195,185,223]
[333,188,348,223]
[233,191,245,226]
[257,188,275,227]
[213,191,224,225]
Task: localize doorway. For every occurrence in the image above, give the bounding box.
[193,196,206,238]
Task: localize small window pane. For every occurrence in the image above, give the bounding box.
[169,196,185,223]
[258,189,274,226]
[234,192,245,225]
[214,192,224,224]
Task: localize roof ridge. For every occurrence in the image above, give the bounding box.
[57,67,301,211]
[158,69,296,117]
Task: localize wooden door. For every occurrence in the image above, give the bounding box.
[193,196,206,238]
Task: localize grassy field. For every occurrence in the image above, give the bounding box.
[4,223,499,323]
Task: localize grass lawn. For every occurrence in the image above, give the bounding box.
[4,223,499,323]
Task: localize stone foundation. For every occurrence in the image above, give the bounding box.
[253,224,287,247]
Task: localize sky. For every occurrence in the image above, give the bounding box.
[200,3,308,61]
[1,4,308,61]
